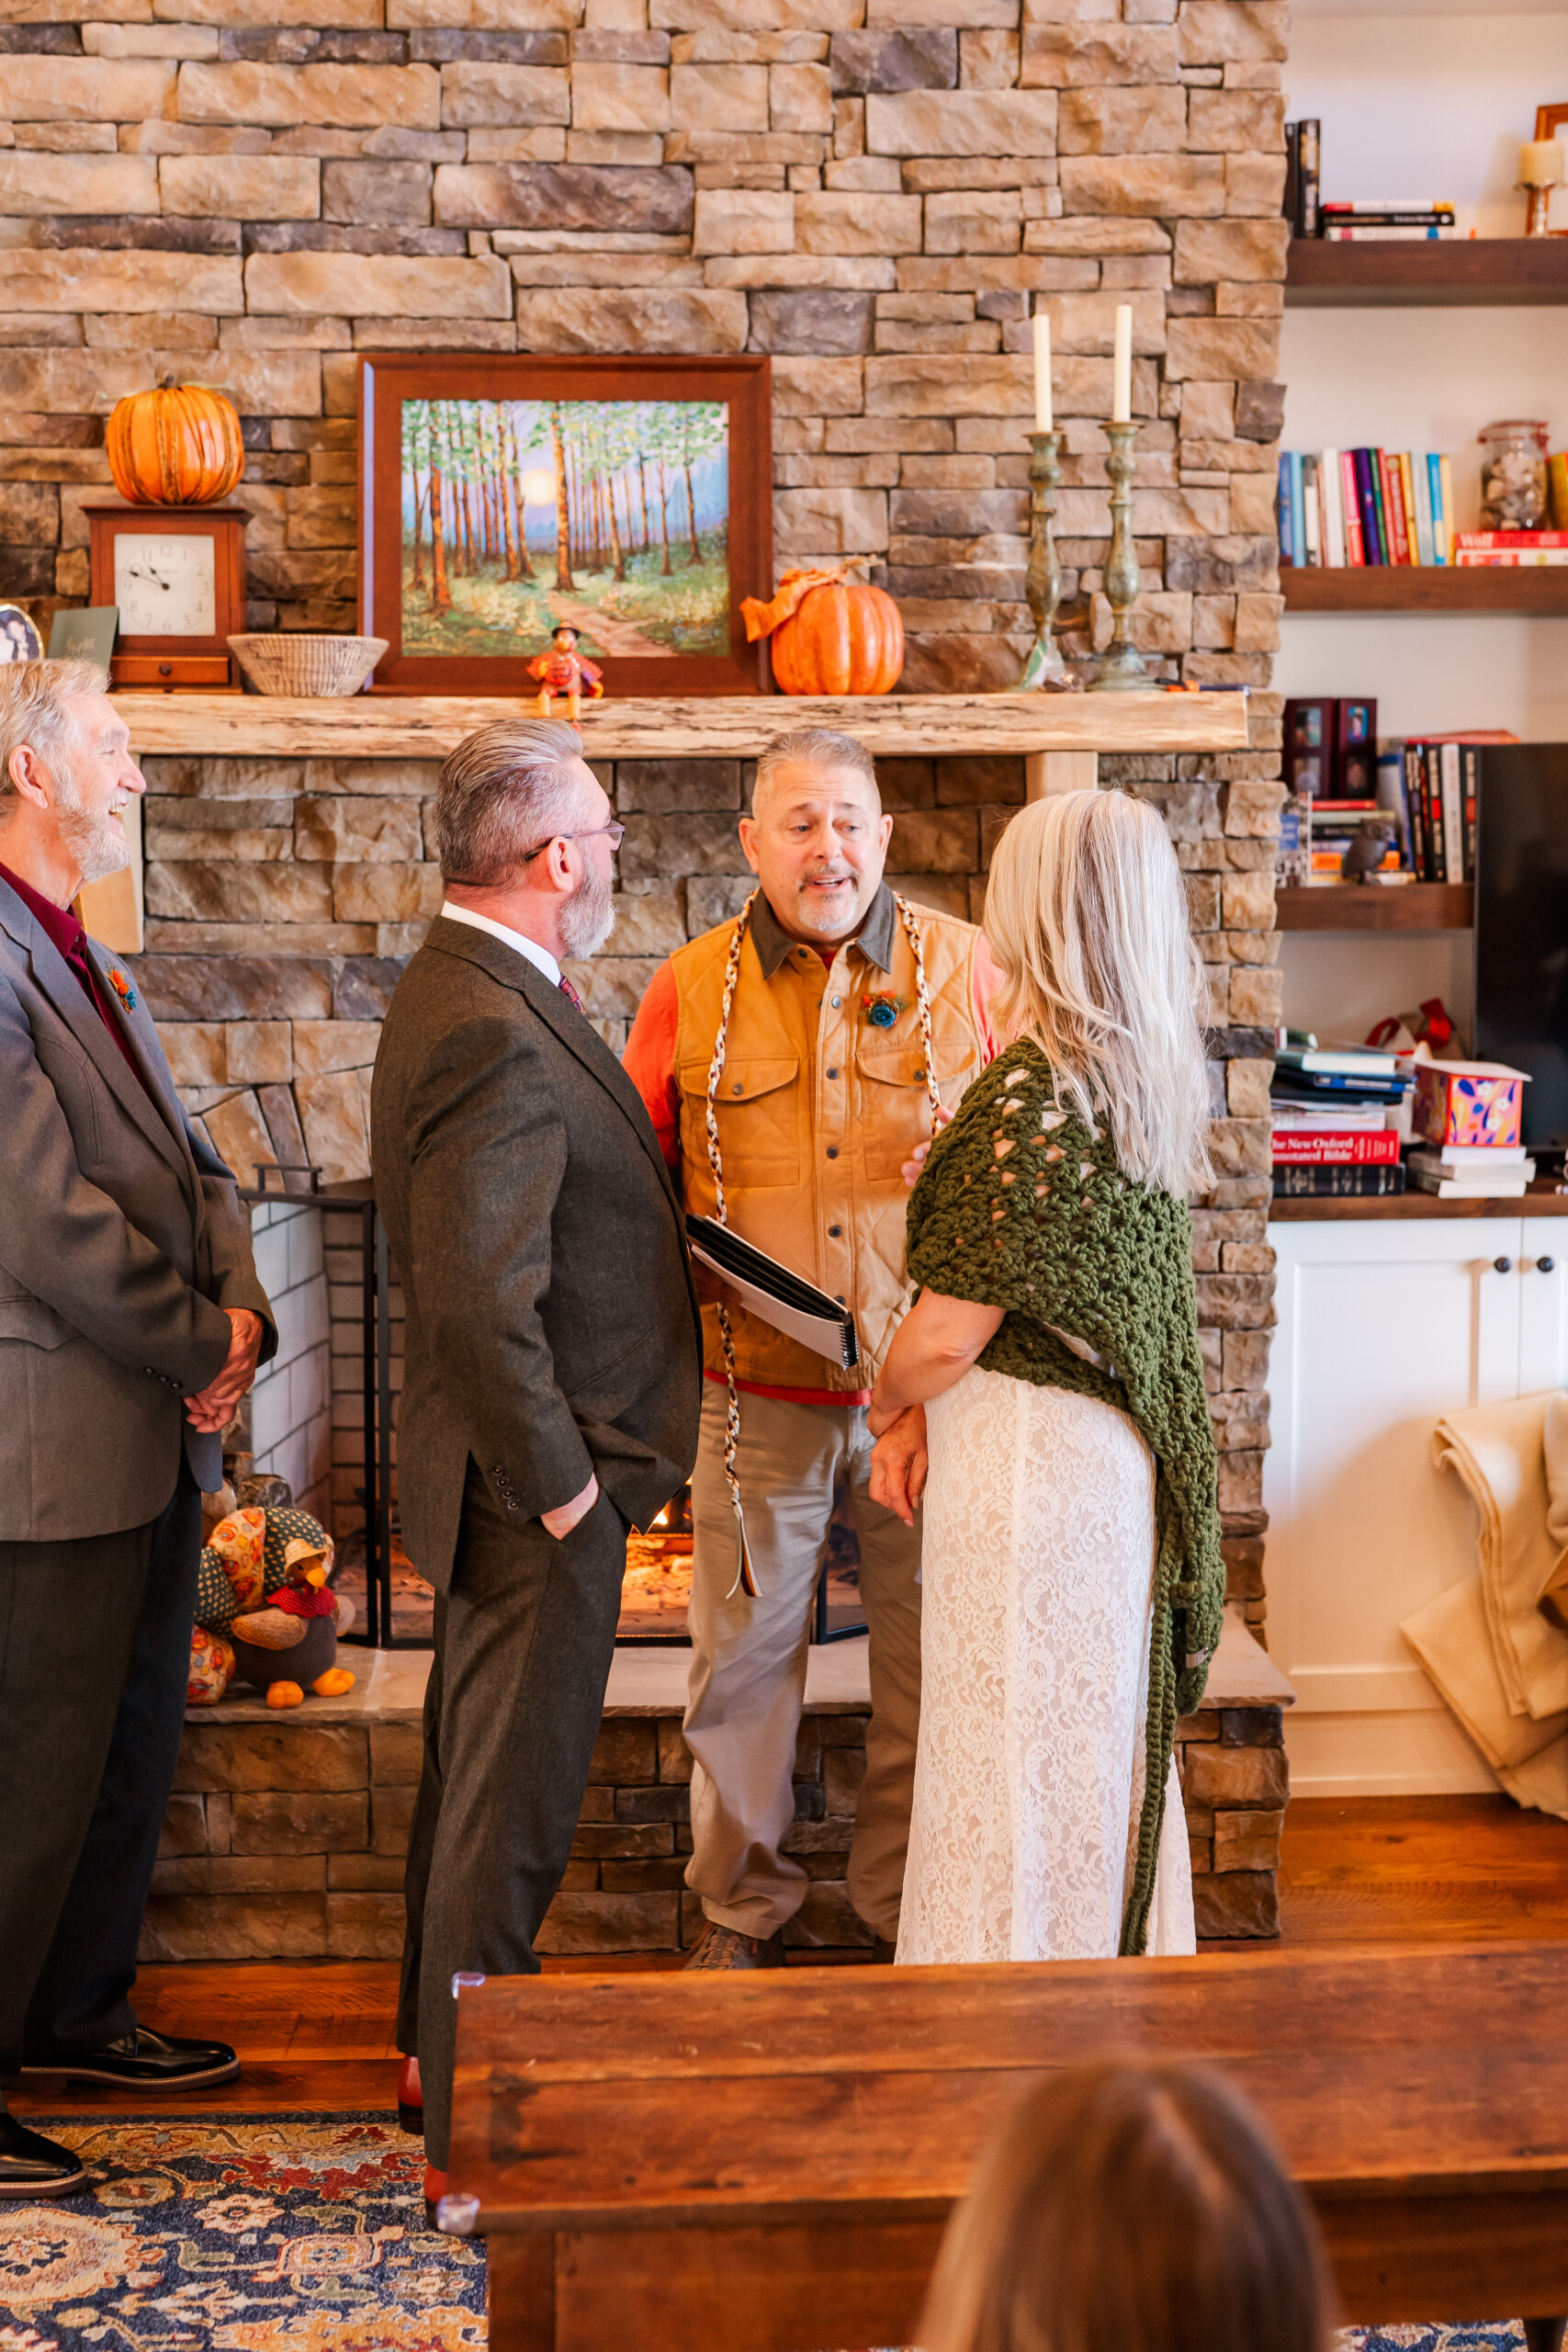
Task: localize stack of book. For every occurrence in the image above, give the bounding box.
[1380,738,1496,882]
[1407,1145,1535,1198]
[1278,449,1454,569]
[1454,531,1568,569]
[1320,200,1456,241]
[1272,1044,1411,1198]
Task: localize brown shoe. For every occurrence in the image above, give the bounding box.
[871,1936,897,1964]
[682,1922,786,1971]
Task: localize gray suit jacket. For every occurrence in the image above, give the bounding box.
[0,874,276,1542]
[371,916,703,1593]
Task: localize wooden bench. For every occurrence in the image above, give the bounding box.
[447,1944,1568,2352]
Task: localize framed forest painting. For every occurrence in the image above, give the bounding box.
[357,352,773,697]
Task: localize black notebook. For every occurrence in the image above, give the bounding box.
[685,1216,859,1371]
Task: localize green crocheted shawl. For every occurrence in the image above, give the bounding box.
[905,1036,1224,1956]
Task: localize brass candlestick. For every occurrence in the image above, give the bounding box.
[1016,427,1066,691]
[1088,417,1149,694]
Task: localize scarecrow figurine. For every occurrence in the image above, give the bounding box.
[527,623,604,721]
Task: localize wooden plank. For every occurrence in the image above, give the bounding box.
[1312,2188,1568,2324]
[1287,236,1568,309]
[449,1948,1568,2233]
[1271,1194,1568,1222]
[1026,748,1099,798]
[1275,883,1472,933]
[488,2236,558,2352]
[108,690,1250,763]
[1281,569,1568,616]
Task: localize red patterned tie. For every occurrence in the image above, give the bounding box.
[558,972,584,1013]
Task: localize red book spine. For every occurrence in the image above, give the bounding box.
[1379,449,1411,563]
[1341,453,1365,565]
[1271,1131,1402,1166]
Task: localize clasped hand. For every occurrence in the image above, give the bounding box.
[184,1307,265,1434]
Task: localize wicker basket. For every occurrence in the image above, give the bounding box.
[227,633,388,697]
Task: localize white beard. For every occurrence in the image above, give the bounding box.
[558,858,615,960]
[54,768,130,888]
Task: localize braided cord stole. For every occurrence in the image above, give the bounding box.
[702,890,940,1600]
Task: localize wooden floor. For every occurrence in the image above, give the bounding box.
[11,1795,1568,2120]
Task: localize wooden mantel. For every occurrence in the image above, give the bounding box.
[110,690,1251,777]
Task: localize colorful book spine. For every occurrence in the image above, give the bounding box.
[1277,452,1294,565]
[1454,531,1568,548]
[1354,448,1383,564]
[1408,453,1434,566]
[1295,118,1321,238]
[1426,746,1447,881]
[1439,743,1462,886]
[1461,744,1478,882]
[1303,456,1321,565]
[1319,447,1345,566]
[1454,548,1568,566]
[1288,449,1306,568]
[1272,1164,1406,1197]
[1272,1131,1402,1167]
[1439,455,1457,564]
[1342,451,1365,564]
[1427,454,1448,562]
[1551,452,1568,531]
[1379,450,1409,564]
[1403,746,1427,877]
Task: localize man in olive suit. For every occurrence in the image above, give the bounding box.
[0,661,275,2199]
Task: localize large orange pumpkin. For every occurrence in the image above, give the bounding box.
[106,379,244,506]
[769,578,904,696]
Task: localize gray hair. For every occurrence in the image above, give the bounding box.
[753,726,877,810]
[0,659,111,808]
[434,717,592,887]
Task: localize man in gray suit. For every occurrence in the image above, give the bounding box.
[371,718,701,2212]
[0,660,275,2199]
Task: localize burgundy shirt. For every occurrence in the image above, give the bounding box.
[0,857,156,1103]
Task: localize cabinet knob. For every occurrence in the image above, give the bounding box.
[1539,1257,1556,1274]
[1495,1256,1514,1273]
[157,662,172,676]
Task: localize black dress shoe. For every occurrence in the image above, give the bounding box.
[0,2110,89,2199]
[19,2028,239,2092]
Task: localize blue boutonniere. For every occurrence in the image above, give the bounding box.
[109,967,138,1013]
[862,989,904,1030]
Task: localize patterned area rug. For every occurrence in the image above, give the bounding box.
[0,2115,483,2352]
[1342,2335,1526,2352]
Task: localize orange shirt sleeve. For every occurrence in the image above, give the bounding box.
[622,956,682,1171]
[970,931,1007,1065]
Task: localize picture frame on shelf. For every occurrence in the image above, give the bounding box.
[357,351,773,699]
[1534,105,1568,141]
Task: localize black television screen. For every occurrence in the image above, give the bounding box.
[1473,743,1568,1148]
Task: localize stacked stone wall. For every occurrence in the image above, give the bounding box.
[0,0,1286,1625]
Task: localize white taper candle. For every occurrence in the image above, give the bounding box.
[1032,307,1052,433]
[1111,302,1132,424]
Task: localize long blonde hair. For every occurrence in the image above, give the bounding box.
[920,2063,1333,2352]
[982,789,1213,1199]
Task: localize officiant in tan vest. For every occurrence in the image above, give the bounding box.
[624,727,1002,1968]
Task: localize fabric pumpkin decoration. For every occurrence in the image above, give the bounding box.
[106,379,245,506]
[741,563,904,696]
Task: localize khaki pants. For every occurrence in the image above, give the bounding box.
[684,1383,922,1942]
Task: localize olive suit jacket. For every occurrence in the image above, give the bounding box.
[370,916,703,1589]
[0,873,276,1542]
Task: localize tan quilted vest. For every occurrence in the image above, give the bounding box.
[670,887,989,1390]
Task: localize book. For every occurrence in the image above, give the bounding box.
[1427,453,1450,562]
[1283,122,1299,234]
[1410,1144,1530,1169]
[1551,452,1568,532]
[1403,745,1429,876]
[1320,199,1456,214]
[1362,448,1389,564]
[1325,225,1455,240]
[1453,548,1568,566]
[1272,1106,1392,1131]
[1438,455,1457,562]
[1461,744,1478,880]
[1427,744,1447,879]
[1341,451,1365,564]
[1408,452,1434,567]
[685,1216,859,1369]
[1454,531,1568,548]
[1276,1045,1401,1075]
[1273,1131,1403,1166]
[1439,742,1462,887]
[1278,452,1296,566]
[1409,1168,1532,1199]
[1296,118,1321,238]
[1377,744,1412,865]
[1288,450,1306,568]
[1303,455,1321,565]
[1272,1164,1406,1197]
[1318,446,1345,566]
[1380,449,1410,564]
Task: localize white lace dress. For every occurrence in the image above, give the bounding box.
[897,1363,1196,1964]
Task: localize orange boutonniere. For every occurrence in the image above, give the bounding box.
[109,967,138,1013]
[861,989,904,1030]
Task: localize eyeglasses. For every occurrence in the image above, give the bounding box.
[520,821,625,864]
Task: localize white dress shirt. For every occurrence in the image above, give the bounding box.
[439,899,561,989]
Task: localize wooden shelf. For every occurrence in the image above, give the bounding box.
[1272,1191,1568,1220]
[1282,567,1568,616]
[1286,237,1568,308]
[106,689,1251,762]
[1275,884,1472,931]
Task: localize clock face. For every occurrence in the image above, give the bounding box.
[113,533,217,637]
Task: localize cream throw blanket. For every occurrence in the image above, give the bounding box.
[1400,1391,1568,1815]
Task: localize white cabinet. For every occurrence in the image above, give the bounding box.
[1263,1214,1568,1797]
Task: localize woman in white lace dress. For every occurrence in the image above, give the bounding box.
[868,790,1224,1965]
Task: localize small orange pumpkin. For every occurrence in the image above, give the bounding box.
[106,378,244,506]
[769,576,904,696]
